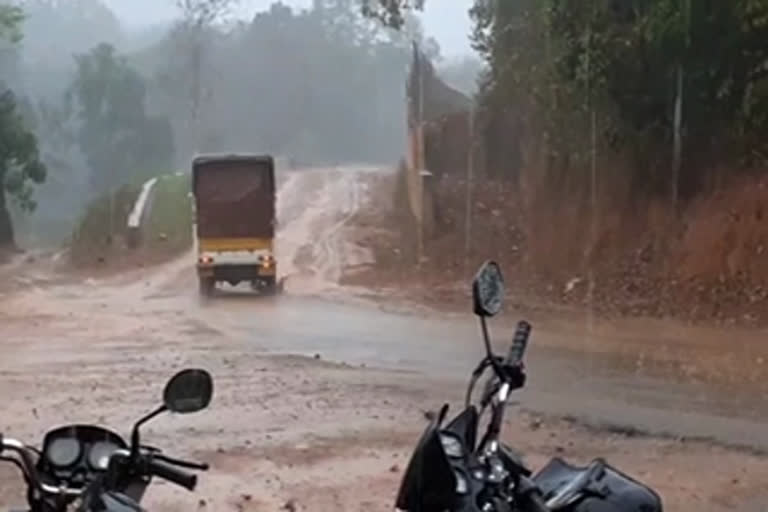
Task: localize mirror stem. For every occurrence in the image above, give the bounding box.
[480,317,500,373]
[129,405,168,460]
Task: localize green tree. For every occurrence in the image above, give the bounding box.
[0,4,23,42]
[456,0,768,197]
[0,4,22,90]
[144,1,416,164]
[359,0,423,29]
[542,0,768,192]
[70,43,174,194]
[170,0,237,156]
[0,5,46,249]
[0,90,47,249]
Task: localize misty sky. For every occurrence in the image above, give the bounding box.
[103,0,474,57]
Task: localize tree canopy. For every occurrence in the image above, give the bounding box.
[359,0,424,29]
[0,5,46,248]
[374,0,768,199]
[141,0,427,164]
[0,4,23,43]
[70,43,174,194]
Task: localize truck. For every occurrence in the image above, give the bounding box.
[191,154,278,296]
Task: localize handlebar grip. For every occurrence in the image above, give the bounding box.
[505,321,531,365]
[147,458,197,491]
[155,454,209,471]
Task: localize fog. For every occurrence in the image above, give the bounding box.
[1,0,482,246]
[103,0,474,56]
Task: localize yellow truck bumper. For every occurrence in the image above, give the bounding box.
[196,237,276,283]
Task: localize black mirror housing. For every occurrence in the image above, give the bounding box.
[472,261,505,317]
[163,369,214,414]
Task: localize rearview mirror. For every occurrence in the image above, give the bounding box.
[163,369,213,414]
[472,261,505,317]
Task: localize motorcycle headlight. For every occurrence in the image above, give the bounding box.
[439,433,464,458]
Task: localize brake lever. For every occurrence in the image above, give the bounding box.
[140,445,162,454]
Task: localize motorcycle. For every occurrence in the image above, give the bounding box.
[0,368,214,512]
[395,261,663,512]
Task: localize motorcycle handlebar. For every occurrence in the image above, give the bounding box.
[1,437,83,496]
[154,453,209,471]
[112,449,204,490]
[2,437,36,474]
[1,439,203,496]
[505,321,531,366]
[146,458,197,491]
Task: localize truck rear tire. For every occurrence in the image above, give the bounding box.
[251,277,277,295]
[199,277,215,297]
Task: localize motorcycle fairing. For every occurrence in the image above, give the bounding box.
[444,406,479,452]
[395,404,458,512]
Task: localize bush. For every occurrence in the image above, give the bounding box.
[143,174,192,254]
[70,184,141,265]
[69,174,192,267]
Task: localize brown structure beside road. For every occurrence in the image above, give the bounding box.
[403,44,474,259]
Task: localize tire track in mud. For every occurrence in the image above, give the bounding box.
[276,167,373,296]
[311,171,360,284]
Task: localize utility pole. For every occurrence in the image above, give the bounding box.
[672,0,690,208]
[585,2,598,343]
[464,103,475,274]
[416,43,424,269]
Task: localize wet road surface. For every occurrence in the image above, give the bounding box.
[21,243,767,452]
[179,288,768,450]
[2,166,768,510]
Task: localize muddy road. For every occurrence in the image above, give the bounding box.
[1,167,767,510]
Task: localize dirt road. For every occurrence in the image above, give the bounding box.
[1,167,767,511]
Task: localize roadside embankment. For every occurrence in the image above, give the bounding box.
[69,174,192,271]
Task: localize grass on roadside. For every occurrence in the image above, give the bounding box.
[69,174,192,268]
[143,174,193,254]
[70,184,141,266]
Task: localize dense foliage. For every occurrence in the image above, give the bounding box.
[359,0,424,29]
[69,43,174,194]
[477,0,768,197]
[377,0,768,199]
[143,0,428,164]
[0,4,46,248]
